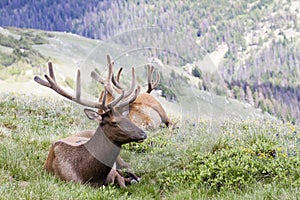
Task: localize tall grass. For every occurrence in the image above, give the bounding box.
[0,93,300,199]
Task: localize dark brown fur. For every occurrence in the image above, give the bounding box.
[44,109,146,187]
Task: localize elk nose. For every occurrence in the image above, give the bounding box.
[137,131,147,143]
[141,132,147,140]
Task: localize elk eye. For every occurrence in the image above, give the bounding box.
[111,121,118,126]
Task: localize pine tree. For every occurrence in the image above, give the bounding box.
[245,85,254,105]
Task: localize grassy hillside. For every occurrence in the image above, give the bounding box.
[0,27,270,121]
[1,0,300,123]
[1,94,300,199]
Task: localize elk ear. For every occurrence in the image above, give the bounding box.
[84,108,102,122]
[122,110,129,116]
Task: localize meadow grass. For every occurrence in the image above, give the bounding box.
[0,93,300,199]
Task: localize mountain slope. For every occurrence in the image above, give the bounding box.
[0,27,271,122]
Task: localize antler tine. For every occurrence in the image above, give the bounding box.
[34,75,50,87]
[123,67,136,99]
[152,69,160,89]
[91,67,123,90]
[146,64,160,93]
[34,62,107,110]
[105,54,121,97]
[91,55,122,94]
[146,64,153,93]
[48,62,56,81]
[147,64,153,86]
[107,89,125,109]
[91,70,105,84]
[111,67,123,89]
[116,86,141,112]
[100,86,125,110]
[106,55,114,92]
[116,67,123,83]
[102,87,107,108]
[34,62,54,87]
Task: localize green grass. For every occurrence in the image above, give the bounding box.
[1,93,300,199]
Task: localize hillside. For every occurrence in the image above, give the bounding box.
[1,0,299,123]
[0,27,272,122]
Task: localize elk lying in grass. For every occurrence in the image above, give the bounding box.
[92,55,171,130]
[34,63,146,187]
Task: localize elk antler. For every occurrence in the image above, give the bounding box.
[91,55,122,97]
[91,55,137,101]
[34,62,139,112]
[112,67,123,89]
[146,64,160,93]
[110,64,160,94]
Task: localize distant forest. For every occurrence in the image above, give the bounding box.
[1,0,300,123]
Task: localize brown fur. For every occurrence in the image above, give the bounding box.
[130,93,170,129]
[72,129,141,181]
[99,92,170,130]
[44,109,146,188]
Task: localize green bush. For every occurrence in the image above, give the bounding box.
[157,132,300,192]
[123,134,169,153]
[0,34,19,48]
[0,53,16,67]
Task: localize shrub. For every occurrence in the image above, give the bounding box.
[157,130,300,192]
[192,67,202,79]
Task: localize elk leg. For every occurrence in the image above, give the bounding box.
[114,171,127,188]
[105,169,126,188]
[116,156,141,182]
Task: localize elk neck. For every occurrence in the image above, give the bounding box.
[84,125,121,169]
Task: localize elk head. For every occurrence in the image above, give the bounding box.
[34,60,146,146]
[84,107,146,146]
[91,55,170,130]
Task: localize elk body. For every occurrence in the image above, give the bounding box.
[127,93,170,129]
[35,62,146,187]
[126,64,170,129]
[92,55,170,130]
[87,55,171,179]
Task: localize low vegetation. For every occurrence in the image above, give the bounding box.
[0,28,48,81]
[1,93,300,199]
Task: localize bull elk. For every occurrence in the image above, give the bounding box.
[92,55,171,130]
[34,62,146,187]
